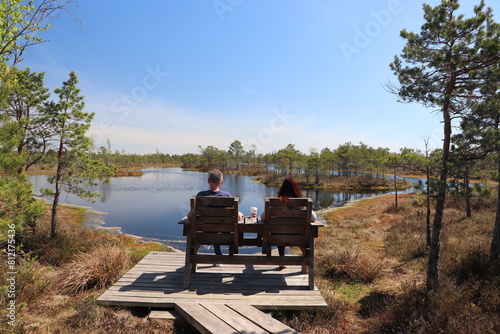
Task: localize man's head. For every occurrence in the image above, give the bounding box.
[208,170,224,189]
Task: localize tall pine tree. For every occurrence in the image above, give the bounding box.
[388,0,500,289]
[44,71,115,238]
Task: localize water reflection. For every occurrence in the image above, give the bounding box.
[29,168,418,251]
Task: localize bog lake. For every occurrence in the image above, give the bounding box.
[29,167,422,251]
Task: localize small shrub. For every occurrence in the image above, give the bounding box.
[383,203,409,214]
[67,296,103,329]
[384,216,427,261]
[276,306,350,334]
[412,193,427,207]
[384,230,427,261]
[317,249,382,283]
[447,248,491,285]
[357,291,397,319]
[60,245,131,294]
[369,280,500,334]
[15,255,56,302]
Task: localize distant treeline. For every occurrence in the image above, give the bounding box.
[91,140,497,186]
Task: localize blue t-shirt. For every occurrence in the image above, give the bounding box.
[196,190,232,197]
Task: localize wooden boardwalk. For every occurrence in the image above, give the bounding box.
[97,251,327,310]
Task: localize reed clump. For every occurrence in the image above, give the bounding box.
[317,249,382,284]
[60,245,131,294]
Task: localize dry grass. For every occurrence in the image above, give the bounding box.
[309,192,500,333]
[12,292,176,333]
[0,203,179,333]
[317,249,383,284]
[60,245,131,294]
[3,191,499,333]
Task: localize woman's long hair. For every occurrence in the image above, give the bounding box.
[277,178,303,206]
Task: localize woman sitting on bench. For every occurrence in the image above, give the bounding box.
[261,178,317,258]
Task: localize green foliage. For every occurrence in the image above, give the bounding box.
[389,0,500,290]
[1,67,52,172]
[390,0,499,109]
[412,193,426,207]
[0,173,46,242]
[44,71,115,237]
[0,1,47,65]
[0,1,76,248]
[228,139,243,169]
[0,0,73,103]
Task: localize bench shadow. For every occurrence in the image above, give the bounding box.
[118,264,307,296]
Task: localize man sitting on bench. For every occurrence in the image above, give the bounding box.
[187,170,243,258]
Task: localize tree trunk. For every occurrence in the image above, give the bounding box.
[50,183,60,239]
[51,131,65,239]
[427,104,452,290]
[393,168,398,208]
[426,166,431,248]
[465,165,471,218]
[490,157,500,261]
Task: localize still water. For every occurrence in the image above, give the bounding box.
[29,167,419,250]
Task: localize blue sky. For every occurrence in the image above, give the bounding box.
[22,0,500,155]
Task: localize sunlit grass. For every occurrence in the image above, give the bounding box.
[60,245,131,294]
[4,191,499,333]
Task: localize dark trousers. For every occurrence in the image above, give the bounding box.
[214,244,222,255]
[278,246,285,256]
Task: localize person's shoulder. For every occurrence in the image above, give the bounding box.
[196,190,210,196]
[219,191,232,197]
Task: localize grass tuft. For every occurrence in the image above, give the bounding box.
[317,249,382,284]
[60,245,131,294]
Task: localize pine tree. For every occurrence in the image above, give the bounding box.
[43,71,115,238]
[388,0,500,289]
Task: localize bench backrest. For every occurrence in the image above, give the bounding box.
[262,197,313,253]
[188,196,239,248]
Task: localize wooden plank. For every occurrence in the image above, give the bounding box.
[175,302,236,334]
[148,309,180,320]
[101,288,325,302]
[98,292,327,311]
[202,303,268,333]
[97,251,328,310]
[195,196,238,206]
[228,304,299,334]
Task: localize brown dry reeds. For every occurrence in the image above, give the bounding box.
[60,245,131,294]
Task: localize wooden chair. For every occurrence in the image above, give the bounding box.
[183,196,239,288]
[262,197,315,289]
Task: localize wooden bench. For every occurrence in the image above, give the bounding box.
[183,196,240,288]
[181,196,322,289]
[262,197,316,288]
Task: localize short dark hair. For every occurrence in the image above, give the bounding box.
[208,170,223,185]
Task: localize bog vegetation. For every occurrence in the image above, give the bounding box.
[0,0,499,333]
